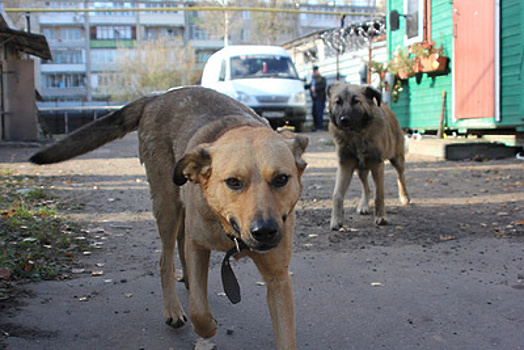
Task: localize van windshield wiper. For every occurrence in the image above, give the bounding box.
[232,73,296,80]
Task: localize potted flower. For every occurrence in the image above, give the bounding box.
[409,41,449,73]
[387,47,416,79]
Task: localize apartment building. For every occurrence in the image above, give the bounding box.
[36,1,379,103]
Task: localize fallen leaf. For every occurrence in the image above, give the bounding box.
[339,227,359,233]
[194,338,216,350]
[91,270,104,276]
[371,282,383,287]
[0,268,11,280]
[24,261,35,273]
[439,235,456,241]
[72,268,85,274]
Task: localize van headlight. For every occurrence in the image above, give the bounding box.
[291,91,306,104]
[235,91,251,104]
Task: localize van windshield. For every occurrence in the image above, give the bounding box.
[230,55,299,80]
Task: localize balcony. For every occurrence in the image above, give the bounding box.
[90,40,135,48]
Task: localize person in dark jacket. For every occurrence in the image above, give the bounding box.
[306,66,327,132]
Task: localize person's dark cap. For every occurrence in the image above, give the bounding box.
[313,65,319,70]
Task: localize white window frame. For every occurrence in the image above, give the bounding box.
[404,0,424,46]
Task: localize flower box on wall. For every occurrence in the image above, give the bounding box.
[416,54,450,73]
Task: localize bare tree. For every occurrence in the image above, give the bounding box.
[250,0,297,45]
[196,0,298,45]
[100,38,198,101]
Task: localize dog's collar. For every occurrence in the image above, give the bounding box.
[221,235,248,304]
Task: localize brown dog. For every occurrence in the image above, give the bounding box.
[327,83,409,228]
[30,86,308,349]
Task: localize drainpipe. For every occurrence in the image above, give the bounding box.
[84,0,92,101]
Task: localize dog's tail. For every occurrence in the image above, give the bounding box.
[30,96,153,165]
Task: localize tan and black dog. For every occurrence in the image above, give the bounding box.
[30,86,308,349]
[327,83,409,228]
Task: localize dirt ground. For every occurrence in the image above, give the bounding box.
[1,130,523,349]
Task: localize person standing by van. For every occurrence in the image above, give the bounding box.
[306,66,327,132]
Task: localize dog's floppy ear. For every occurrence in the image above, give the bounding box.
[327,81,342,98]
[173,145,213,186]
[363,85,382,107]
[280,131,309,173]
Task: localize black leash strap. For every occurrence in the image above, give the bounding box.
[221,238,246,304]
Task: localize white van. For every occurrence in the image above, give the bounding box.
[201,45,306,131]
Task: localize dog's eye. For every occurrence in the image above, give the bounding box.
[351,97,359,105]
[225,177,243,190]
[271,174,289,188]
[335,97,343,106]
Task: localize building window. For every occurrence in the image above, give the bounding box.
[160,28,181,38]
[404,0,424,45]
[43,28,55,40]
[144,2,177,14]
[240,29,251,42]
[44,73,86,89]
[47,2,78,9]
[94,26,134,40]
[196,51,213,64]
[91,2,133,16]
[90,49,119,64]
[50,50,83,64]
[189,25,209,40]
[61,28,82,40]
[145,28,157,40]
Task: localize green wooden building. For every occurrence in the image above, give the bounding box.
[387,0,524,141]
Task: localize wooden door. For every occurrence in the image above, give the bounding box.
[453,0,496,119]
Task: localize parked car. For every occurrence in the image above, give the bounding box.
[201,45,307,131]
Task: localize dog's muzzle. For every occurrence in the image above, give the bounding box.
[229,217,282,252]
[249,218,282,251]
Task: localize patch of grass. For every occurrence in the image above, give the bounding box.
[1,171,92,297]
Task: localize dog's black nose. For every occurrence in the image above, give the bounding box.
[339,115,351,127]
[250,219,279,242]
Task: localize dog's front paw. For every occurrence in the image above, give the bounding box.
[374,216,388,225]
[163,301,188,329]
[191,312,218,338]
[165,314,188,329]
[399,195,411,206]
[330,218,343,231]
[356,204,370,215]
